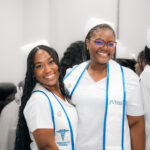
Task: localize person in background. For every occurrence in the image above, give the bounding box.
[64,18,145,150]
[140,29,150,150]
[0,81,23,150]
[116,58,136,72]
[0,83,17,114]
[60,40,88,78]
[15,45,78,150]
[135,50,146,76]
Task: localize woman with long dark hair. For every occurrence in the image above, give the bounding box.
[15,45,78,150]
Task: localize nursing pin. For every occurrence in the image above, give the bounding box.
[57,111,62,117]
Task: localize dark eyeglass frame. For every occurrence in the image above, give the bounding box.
[91,38,117,48]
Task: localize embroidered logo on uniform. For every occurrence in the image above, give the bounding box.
[56,129,69,141]
[56,129,70,146]
[109,99,123,106]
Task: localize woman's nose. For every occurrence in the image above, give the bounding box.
[103,43,109,50]
[44,64,52,73]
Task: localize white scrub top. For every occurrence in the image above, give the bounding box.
[24,83,78,150]
[140,64,150,150]
[68,66,144,150]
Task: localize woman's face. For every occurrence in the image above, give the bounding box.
[86,28,116,65]
[34,49,59,90]
[135,57,143,76]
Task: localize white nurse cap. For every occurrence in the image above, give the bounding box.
[84,17,115,37]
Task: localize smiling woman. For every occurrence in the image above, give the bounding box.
[14,45,78,150]
[64,21,145,150]
[34,50,60,93]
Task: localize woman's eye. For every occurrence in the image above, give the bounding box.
[49,60,54,64]
[95,40,104,46]
[35,65,42,69]
[108,42,114,47]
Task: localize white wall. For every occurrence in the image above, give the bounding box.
[50,0,118,58]
[22,0,51,44]
[21,0,51,80]
[117,0,150,59]
[0,0,150,84]
[0,0,51,84]
[0,0,23,84]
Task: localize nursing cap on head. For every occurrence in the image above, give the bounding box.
[21,40,50,53]
[84,17,115,37]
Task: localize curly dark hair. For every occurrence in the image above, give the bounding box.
[144,46,150,65]
[60,41,89,77]
[137,50,145,71]
[15,45,70,150]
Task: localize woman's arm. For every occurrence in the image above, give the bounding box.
[127,115,145,150]
[33,129,59,150]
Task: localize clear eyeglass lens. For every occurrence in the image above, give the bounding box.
[95,40,104,46]
[107,42,115,48]
[95,39,116,48]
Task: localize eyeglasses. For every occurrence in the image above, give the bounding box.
[92,39,117,48]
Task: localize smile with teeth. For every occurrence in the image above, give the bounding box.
[44,74,56,80]
[97,51,108,57]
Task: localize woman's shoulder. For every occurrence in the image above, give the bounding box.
[140,65,150,85]
[141,65,150,77]
[24,84,50,112]
[65,61,89,76]
[31,84,48,100]
[123,66,138,78]
[110,59,139,81]
[122,66,140,88]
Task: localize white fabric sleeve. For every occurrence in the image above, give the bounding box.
[65,68,72,75]
[140,66,150,117]
[140,66,150,89]
[65,65,78,76]
[24,92,54,133]
[124,67,144,116]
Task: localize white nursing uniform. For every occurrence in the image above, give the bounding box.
[24,83,78,150]
[140,64,150,150]
[65,61,144,150]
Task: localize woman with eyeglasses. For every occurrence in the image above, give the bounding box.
[15,45,78,150]
[64,20,145,150]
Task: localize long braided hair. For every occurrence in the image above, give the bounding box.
[15,45,70,150]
